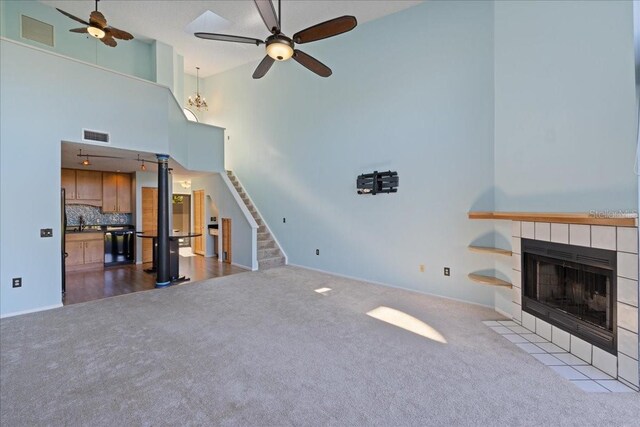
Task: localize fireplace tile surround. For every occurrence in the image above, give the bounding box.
[510,221,639,390]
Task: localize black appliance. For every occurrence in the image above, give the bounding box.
[104,227,135,266]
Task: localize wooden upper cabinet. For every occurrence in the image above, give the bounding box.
[61,169,76,199]
[117,173,132,213]
[102,172,132,213]
[102,172,118,212]
[76,170,102,200]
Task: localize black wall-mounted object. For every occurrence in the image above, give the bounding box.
[356,170,398,195]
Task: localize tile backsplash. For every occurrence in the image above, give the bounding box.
[66,204,131,226]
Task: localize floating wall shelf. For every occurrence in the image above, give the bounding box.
[468,245,512,257]
[468,273,512,288]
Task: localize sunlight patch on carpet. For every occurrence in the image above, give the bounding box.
[366,306,447,343]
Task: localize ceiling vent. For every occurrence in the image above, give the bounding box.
[21,15,54,47]
[82,129,110,144]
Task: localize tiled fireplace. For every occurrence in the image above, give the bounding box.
[511,221,639,390]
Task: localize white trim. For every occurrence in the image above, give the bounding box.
[289,264,496,311]
[1,303,63,319]
[231,172,288,265]
[231,262,253,271]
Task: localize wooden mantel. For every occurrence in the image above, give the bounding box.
[468,211,638,227]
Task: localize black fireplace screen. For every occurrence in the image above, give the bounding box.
[521,239,617,354]
[524,255,612,331]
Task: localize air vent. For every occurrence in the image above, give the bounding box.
[21,15,54,47]
[83,129,110,143]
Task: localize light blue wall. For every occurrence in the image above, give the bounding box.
[494,0,637,211]
[0,0,153,81]
[0,39,225,317]
[203,1,497,306]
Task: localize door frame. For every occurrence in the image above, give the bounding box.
[193,189,205,255]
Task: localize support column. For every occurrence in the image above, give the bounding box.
[156,154,171,287]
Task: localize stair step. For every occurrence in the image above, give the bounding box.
[258,239,275,250]
[258,247,281,260]
[259,256,286,270]
[257,231,271,241]
[258,224,267,233]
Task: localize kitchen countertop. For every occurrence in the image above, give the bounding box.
[65,225,135,234]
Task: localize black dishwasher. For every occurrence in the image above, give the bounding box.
[104,227,135,266]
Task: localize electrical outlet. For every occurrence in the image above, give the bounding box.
[316,249,320,256]
[40,228,53,238]
[419,264,425,273]
[12,277,22,288]
[283,218,286,223]
[444,267,450,276]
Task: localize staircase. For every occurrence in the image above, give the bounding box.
[226,171,286,269]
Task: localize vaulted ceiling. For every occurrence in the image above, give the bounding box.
[42,0,423,77]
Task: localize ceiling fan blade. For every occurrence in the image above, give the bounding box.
[56,8,90,26]
[106,27,134,40]
[101,35,117,47]
[293,50,332,77]
[254,0,279,34]
[252,55,275,79]
[69,27,89,34]
[89,10,107,29]
[293,16,357,44]
[195,32,264,45]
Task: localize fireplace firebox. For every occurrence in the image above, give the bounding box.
[521,239,617,354]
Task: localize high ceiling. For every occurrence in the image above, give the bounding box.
[42,0,423,77]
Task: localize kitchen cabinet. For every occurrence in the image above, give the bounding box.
[102,172,132,213]
[61,169,102,205]
[61,169,76,199]
[65,232,104,272]
[76,170,102,200]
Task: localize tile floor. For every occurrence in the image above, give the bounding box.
[483,320,637,393]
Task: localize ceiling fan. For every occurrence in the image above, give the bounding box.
[56,0,134,48]
[195,0,357,79]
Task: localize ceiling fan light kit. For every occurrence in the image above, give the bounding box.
[195,0,357,79]
[266,36,294,61]
[87,26,105,39]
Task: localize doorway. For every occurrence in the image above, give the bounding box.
[172,194,191,248]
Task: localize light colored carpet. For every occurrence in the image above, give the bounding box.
[1,266,638,426]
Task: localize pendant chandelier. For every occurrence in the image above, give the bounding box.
[188,67,208,111]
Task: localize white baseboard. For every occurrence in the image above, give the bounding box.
[1,303,63,319]
[288,264,495,311]
[231,262,253,271]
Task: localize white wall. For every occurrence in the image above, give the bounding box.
[0,39,225,317]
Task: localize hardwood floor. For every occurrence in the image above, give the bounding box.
[64,256,247,305]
